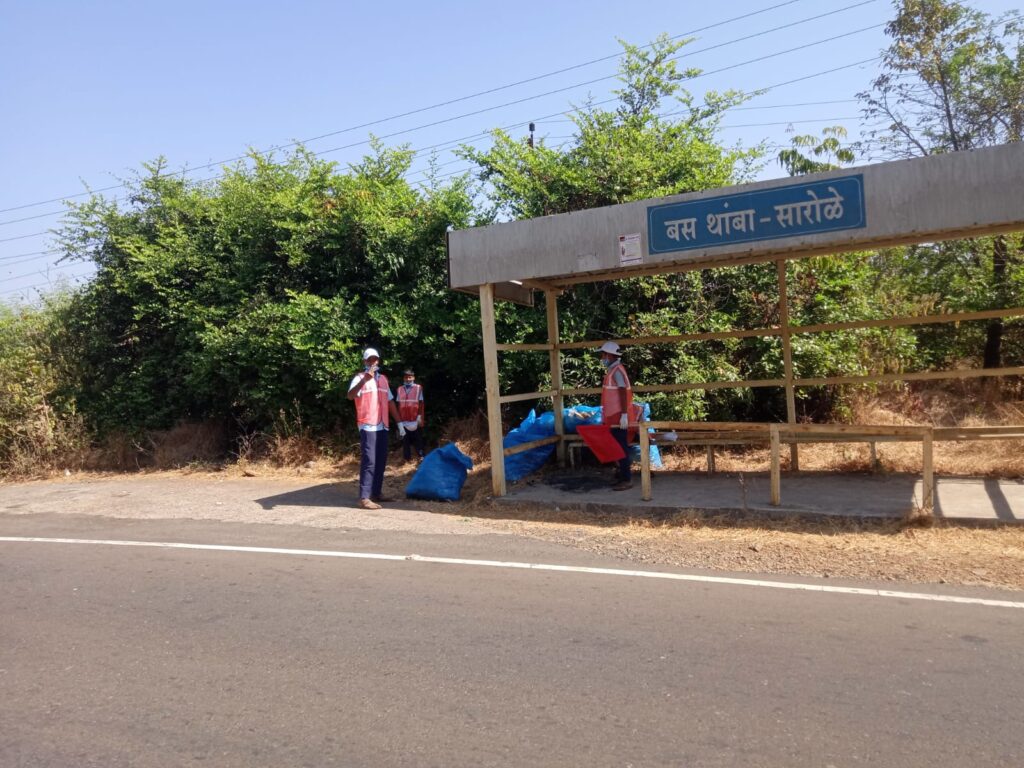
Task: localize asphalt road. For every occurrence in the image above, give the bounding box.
[2,514,1022,768]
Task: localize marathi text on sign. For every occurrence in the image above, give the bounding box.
[647,175,866,255]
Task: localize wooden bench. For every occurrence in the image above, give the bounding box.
[632,422,1024,515]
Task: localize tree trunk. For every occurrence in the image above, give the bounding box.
[982,236,1008,369]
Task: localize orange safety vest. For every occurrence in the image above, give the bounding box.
[396,383,422,422]
[601,361,633,426]
[354,373,391,428]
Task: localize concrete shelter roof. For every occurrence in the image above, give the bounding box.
[448,143,1024,302]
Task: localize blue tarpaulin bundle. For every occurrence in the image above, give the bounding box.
[502,404,662,483]
[405,443,474,501]
[504,410,557,483]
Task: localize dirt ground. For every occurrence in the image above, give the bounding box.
[4,453,1024,593]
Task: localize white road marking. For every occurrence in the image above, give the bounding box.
[2,535,1022,609]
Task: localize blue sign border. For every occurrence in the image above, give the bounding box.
[646,174,866,255]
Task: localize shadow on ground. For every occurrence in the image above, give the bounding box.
[255,454,1024,537]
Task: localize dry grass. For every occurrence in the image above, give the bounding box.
[648,387,1024,478]
[462,498,1024,590]
[428,387,1024,590]
[74,422,230,472]
[6,387,1024,593]
[7,398,1024,590]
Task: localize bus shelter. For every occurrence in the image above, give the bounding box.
[447,143,1024,508]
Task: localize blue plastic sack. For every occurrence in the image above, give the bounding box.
[498,403,663,483]
[405,443,474,501]
[504,409,556,483]
[630,401,663,469]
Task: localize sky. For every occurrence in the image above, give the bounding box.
[1,0,1020,302]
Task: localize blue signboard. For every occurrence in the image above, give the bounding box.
[647,174,866,255]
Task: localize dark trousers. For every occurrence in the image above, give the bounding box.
[610,427,631,481]
[359,429,389,500]
[402,428,425,460]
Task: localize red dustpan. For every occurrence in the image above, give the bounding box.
[576,424,626,463]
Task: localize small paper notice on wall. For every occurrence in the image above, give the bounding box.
[618,233,642,266]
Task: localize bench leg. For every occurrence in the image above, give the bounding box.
[922,432,934,514]
[640,427,652,501]
[770,425,781,506]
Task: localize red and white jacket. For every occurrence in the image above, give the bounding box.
[353,374,391,428]
[396,383,423,423]
[601,361,633,426]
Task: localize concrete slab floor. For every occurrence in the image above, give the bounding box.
[500,470,1024,525]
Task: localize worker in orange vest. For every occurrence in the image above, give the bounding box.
[599,341,633,491]
[396,368,426,461]
[347,347,402,509]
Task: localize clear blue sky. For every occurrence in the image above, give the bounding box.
[1,0,1019,301]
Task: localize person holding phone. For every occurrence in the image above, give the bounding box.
[347,347,402,509]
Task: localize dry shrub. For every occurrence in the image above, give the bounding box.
[648,385,1024,478]
[231,409,321,468]
[842,384,1024,477]
[77,432,146,472]
[441,410,491,464]
[265,432,320,466]
[69,421,231,473]
[150,422,228,468]
[0,405,90,478]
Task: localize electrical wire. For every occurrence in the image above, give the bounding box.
[0,0,870,217]
[2,52,884,278]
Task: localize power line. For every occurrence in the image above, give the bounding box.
[0,252,65,269]
[720,116,861,128]
[0,230,51,243]
[3,62,885,274]
[0,0,868,217]
[542,98,860,123]
[0,208,69,227]
[2,53,883,266]
[402,57,879,178]
[309,17,884,161]
[0,252,59,268]
[0,275,90,299]
[1,260,86,283]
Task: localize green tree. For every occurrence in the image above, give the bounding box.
[55,146,488,437]
[859,0,1024,370]
[462,35,773,420]
[463,35,760,220]
[777,126,856,176]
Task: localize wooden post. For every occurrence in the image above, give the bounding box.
[640,423,652,501]
[777,260,799,470]
[706,445,716,473]
[479,283,506,497]
[546,289,566,466]
[770,424,781,506]
[922,429,934,514]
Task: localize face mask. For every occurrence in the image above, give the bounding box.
[600,358,612,369]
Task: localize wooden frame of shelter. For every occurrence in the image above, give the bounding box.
[448,144,1024,508]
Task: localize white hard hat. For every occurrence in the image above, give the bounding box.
[598,341,622,356]
[362,347,380,360]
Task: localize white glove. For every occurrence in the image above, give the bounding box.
[398,424,406,437]
[618,413,628,430]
